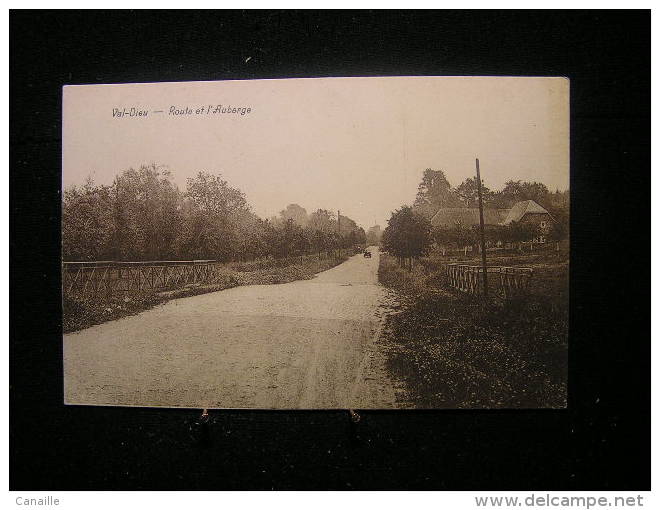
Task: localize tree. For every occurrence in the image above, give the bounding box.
[484,224,508,247]
[504,221,538,251]
[306,226,328,258]
[308,209,337,233]
[281,219,308,257]
[111,164,182,260]
[185,171,248,216]
[491,180,550,209]
[547,211,568,252]
[431,225,454,254]
[181,171,250,261]
[62,166,184,261]
[62,178,114,261]
[279,203,309,227]
[451,224,478,253]
[382,206,432,270]
[337,213,364,248]
[413,168,462,218]
[366,225,383,246]
[544,189,570,222]
[232,211,271,261]
[338,214,357,235]
[455,177,494,208]
[62,166,369,265]
[548,219,567,241]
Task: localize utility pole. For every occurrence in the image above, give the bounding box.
[337,210,341,259]
[475,158,488,298]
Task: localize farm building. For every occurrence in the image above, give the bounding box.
[430,207,510,227]
[430,199,555,243]
[500,199,554,227]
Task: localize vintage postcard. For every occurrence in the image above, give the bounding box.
[62,76,569,409]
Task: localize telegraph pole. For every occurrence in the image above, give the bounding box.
[337,210,341,258]
[475,158,488,298]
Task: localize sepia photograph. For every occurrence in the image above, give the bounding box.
[62,76,569,410]
[11,7,650,494]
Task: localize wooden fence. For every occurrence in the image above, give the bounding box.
[447,264,533,298]
[62,260,225,298]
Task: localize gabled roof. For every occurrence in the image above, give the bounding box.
[500,200,551,225]
[430,208,510,227]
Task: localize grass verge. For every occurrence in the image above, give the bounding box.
[378,251,568,408]
[63,252,353,333]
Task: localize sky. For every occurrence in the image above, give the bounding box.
[63,76,569,229]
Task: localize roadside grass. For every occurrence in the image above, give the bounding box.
[378,251,568,408]
[63,252,353,333]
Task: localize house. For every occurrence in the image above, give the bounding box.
[430,199,555,243]
[500,200,553,226]
[500,200,555,243]
[430,207,510,228]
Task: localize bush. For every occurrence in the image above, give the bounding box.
[377,253,568,408]
[381,206,432,270]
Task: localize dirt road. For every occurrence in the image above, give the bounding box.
[64,248,402,409]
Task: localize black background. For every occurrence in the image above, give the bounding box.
[10,10,650,490]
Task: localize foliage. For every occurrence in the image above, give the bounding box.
[62,169,366,262]
[413,168,462,218]
[455,177,494,207]
[548,214,569,242]
[505,220,539,244]
[366,224,383,245]
[279,203,309,227]
[490,180,551,209]
[432,224,477,248]
[431,219,552,250]
[410,168,568,221]
[308,208,336,233]
[432,223,518,249]
[377,252,568,408]
[382,206,432,264]
[111,165,183,260]
[62,177,115,261]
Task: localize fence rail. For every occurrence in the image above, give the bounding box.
[447,264,533,298]
[62,250,354,299]
[63,260,225,298]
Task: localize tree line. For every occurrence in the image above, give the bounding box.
[382,168,569,269]
[412,168,569,220]
[62,164,366,262]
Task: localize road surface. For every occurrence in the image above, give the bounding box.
[64,248,401,409]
